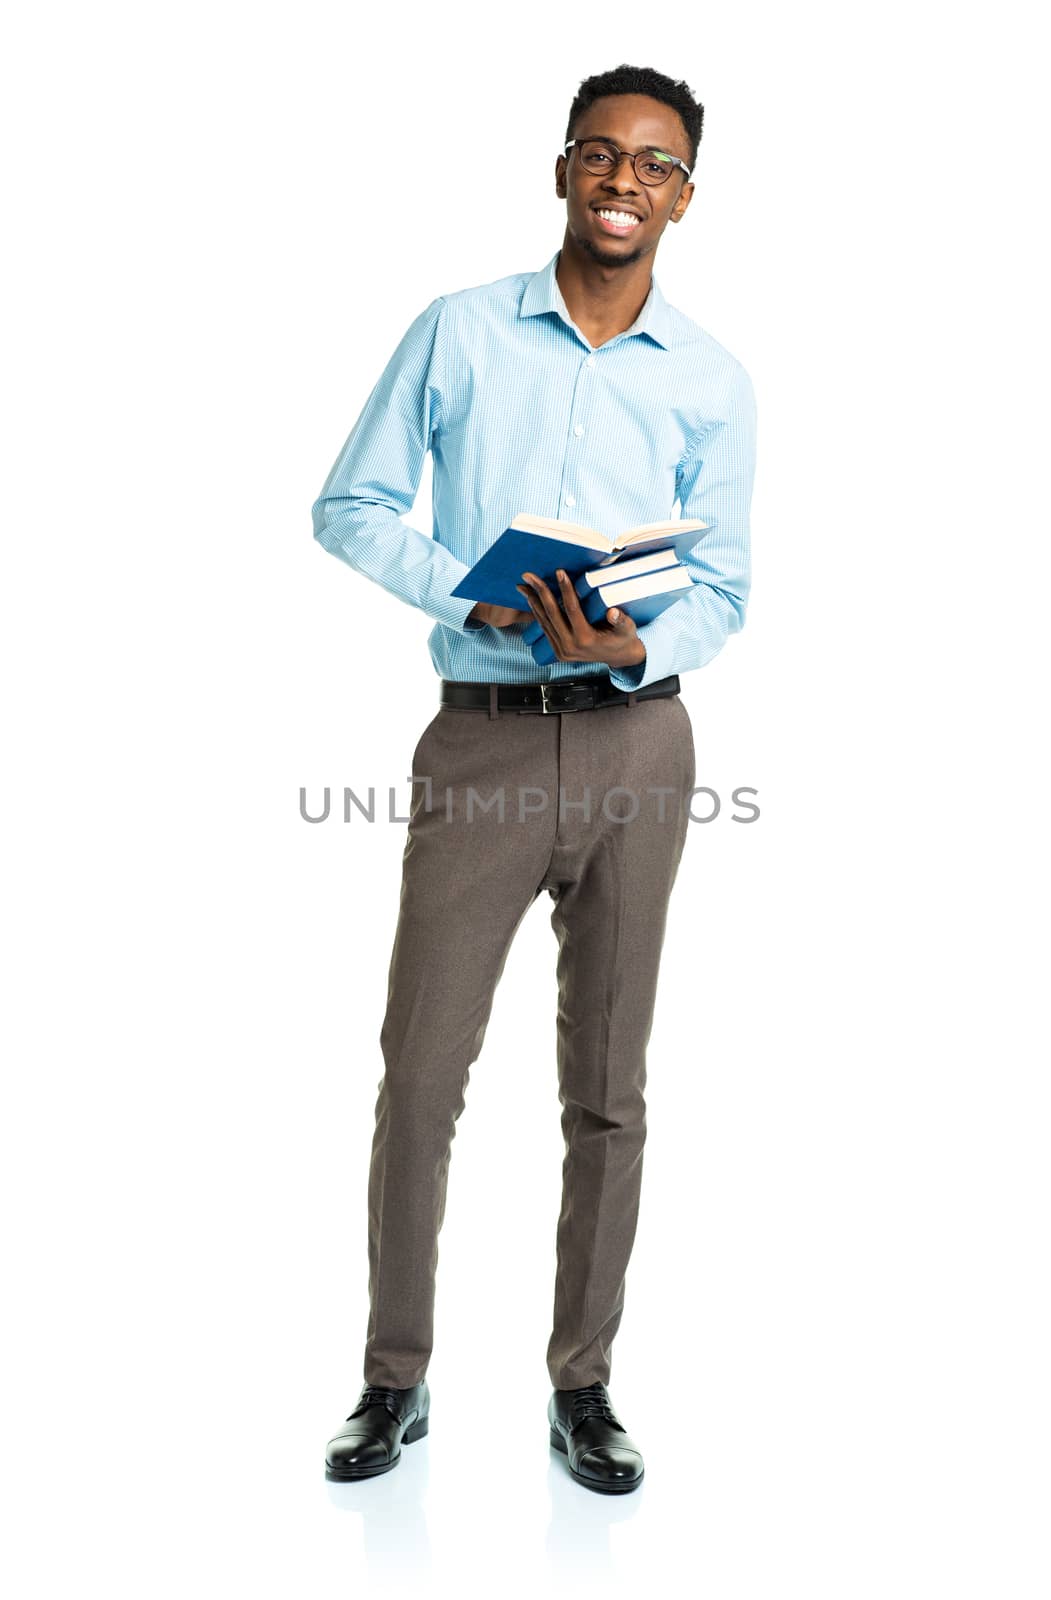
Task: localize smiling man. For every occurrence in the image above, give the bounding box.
[313,62,757,1495]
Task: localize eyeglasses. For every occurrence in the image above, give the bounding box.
[563,137,692,187]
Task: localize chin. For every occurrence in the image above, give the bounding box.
[576,232,646,268]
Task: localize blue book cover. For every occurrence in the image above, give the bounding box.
[451,512,713,612]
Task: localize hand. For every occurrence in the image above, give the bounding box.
[468,601,534,627]
[515,570,647,671]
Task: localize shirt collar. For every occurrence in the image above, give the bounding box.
[519,248,673,350]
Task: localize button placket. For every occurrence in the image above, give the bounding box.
[561,347,599,517]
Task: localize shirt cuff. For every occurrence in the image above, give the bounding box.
[442,594,486,634]
[607,624,675,691]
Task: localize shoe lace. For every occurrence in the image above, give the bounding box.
[568,1382,625,1432]
[349,1384,402,1419]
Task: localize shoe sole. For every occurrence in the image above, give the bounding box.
[548,1425,644,1494]
[324,1413,430,1481]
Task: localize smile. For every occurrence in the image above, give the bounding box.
[593,208,641,235]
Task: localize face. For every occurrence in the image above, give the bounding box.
[555,93,695,268]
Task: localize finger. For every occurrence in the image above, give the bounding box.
[516,585,556,642]
[520,571,559,622]
[605,605,638,633]
[556,568,587,623]
[518,579,571,659]
[521,572,570,649]
[556,570,600,652]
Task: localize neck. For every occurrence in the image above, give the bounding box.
[555,234,654,345]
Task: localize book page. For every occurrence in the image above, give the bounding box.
[615,518,709,548]
[509,512,609,549]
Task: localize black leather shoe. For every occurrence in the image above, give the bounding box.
[548,1381,644,1493]
[325,1381,430,1480]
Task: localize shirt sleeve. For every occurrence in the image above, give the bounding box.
[311,295,481,634]
[607,362,757,691]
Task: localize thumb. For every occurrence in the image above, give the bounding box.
[607,607,630,627]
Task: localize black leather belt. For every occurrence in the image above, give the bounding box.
[439,675,680,714]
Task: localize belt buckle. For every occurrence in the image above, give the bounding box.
[540,681,592,714]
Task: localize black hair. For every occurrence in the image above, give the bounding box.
[565,63,704,172]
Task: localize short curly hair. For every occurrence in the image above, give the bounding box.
[566,63,704,173]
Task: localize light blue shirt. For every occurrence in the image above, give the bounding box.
[312,248,756,690]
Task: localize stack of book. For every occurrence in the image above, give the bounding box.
[450,513,713,665]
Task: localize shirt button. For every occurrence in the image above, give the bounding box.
[574,424,584,437]
[585,354,595,367]
[565,494,576,507]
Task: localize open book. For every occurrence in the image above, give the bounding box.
[450,513,712,613]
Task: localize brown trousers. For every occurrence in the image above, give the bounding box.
[364,688,696,1391]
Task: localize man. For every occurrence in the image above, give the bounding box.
[313,63,756,1494]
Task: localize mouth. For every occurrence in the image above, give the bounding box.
[591,205,643,237]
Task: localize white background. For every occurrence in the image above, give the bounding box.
[3,2,1048,1596]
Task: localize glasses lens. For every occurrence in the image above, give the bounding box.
[636,149,676,185]
[578,140,618,174]
[577,140,676,185]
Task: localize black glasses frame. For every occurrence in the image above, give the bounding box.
[562,136,693,186]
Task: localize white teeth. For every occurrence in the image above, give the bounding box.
[596,209,639,227]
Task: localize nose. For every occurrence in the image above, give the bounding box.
[602,151,641,193]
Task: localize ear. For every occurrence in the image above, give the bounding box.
[555,153,567,197]
[671,181,695,221]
